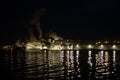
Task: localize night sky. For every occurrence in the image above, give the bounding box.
[1,0,120,42]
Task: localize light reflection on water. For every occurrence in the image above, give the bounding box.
[1,50,120,80]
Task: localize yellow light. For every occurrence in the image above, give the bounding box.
[43,46,48,49]
[100,44,104,48]
[112,45,117,49]
[96,42,98,45]
[76,44,79,47]
[88,44,92,49]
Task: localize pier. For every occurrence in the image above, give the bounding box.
[41,44,120,50]
[63,44,119,50]
[14,41,120,51]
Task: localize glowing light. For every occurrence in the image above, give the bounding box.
[113,50,116,54]
[99,44,104,50]
[67,45,71,50]
[70,45,73,50]
[76,50,79,54]
[88,50,92,55]
[100,44,104,48]
[50,45,63,50]
[104,41,109,44]
[101,50,104,54]
[95,42,98,45]
[88,50,92,67]
[112,45,117,49]
[113,50,116,63]
[105,51,109,63]
[98,41,101,44]
[43,46,48,49]
[26,42,43,50]
[76,44,79,47]
[75,44,80,50]
[67,50,69,53]
[88,44,92,49]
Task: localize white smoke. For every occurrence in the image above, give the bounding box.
[27,8,46,41]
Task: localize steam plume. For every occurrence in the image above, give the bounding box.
[27,8,46,41]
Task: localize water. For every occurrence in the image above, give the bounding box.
[0,50,120,80]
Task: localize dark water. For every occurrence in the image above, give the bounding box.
[0,50,120,80]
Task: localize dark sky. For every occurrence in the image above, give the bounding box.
[1,0,120,42]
